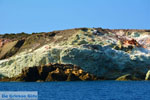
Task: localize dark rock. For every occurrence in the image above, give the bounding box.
[45,68,67,81]
[0,63,99,82]
[66,73,81,81]
[38,64,56,80]
[21,67,40,82]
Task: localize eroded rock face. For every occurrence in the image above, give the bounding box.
[0,64,98,82]
[0,28,150,80]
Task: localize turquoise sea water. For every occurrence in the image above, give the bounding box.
[0,81,150,100]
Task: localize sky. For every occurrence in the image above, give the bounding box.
[0,0,150,34]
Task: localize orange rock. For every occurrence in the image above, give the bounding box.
[72,70,80,76]
[79,73,91,80]
[78,69,83,74]
[123,39,140,47]
[65,69,72,74]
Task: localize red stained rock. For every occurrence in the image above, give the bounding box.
[123,39,140,47]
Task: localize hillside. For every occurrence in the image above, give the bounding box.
[0,27,150,81]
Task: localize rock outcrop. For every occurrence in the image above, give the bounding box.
[0,28,150,81]
[0,64,98,82]
[116,74,139,81]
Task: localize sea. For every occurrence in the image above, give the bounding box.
[0,81,150,100]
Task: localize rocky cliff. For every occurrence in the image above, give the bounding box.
[0,63,99,82]
[0,28,150,81]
